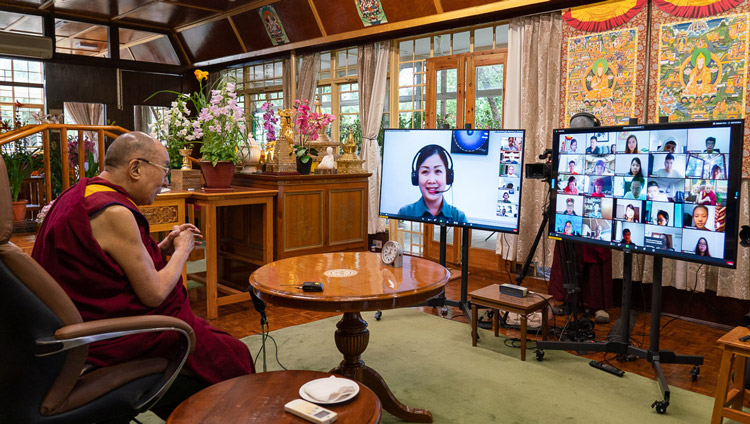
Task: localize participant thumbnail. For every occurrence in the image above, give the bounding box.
[686,153,729,179]
[682,229,725,258]
[556,195,584,216]
[498,188,519,205]
[644,201,683,227]
[555,214,583,236]
[559,154,583,175]
[644,224,683,252]
[582,218,612,241]
[614,176,648,200]
[683,204,721,232]
[683,179,727,207]
[499,163,519,177]
[647,177,685,202]
[584,197,613,219]
[584,132,612,154]
[686,126,730,153]
[649,153,686,178]
[615,199,643,223]
[586,176,613,197]
[496,204,518,218]
[557,174,585,195]
[501,136,522,151]
[649,129,687,153]
[584,155,615,176]
[501,150,521,164]
[497,177,520,192]
[616,130,650,153]
[615,154,649,177]
[560,136,581,154]
[615,221,645,246]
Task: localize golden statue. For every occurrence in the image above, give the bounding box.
[278,108,296,148]
[342,128,358,154]
[267,108,297,173]
[337,128,365,174]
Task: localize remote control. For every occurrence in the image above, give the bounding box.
[589,360,624,377]
[284,399,337,423]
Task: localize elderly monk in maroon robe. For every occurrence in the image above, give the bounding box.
[32,131,254,385]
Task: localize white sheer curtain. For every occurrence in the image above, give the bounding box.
[496,13,562,272]
[358,42,389,234]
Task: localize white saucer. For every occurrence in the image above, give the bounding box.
[299,377,359,405]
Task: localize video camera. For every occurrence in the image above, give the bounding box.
[525,149,554,182]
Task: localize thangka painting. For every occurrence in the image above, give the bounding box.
[355,0,387,27]
[259,5,289,46]
[564,28,639,126]
[655,14,748,123]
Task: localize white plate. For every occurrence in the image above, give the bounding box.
[299,377,359,405]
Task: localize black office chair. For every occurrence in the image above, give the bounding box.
[0,154,196,423]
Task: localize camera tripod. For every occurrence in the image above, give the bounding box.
[535,253,703,414]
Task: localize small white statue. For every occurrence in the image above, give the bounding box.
[318,146,335,169]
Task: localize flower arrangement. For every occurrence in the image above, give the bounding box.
[290,99,335,164]
[146,69,249,167]
[67,135,99,179]
[150,95,196,168]
[261,101,279,144]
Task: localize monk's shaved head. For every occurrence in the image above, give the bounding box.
[104,131,160,169]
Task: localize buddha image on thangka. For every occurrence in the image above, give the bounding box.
[657,14,748,122]
[565,28,639,126]
[259,5,289,46]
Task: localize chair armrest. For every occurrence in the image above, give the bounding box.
[36,315,195,356]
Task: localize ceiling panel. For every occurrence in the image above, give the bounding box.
[118,2,216,29]
[180,19,243,64]
[312,0,362,35]
[232,10,275,52]
[52,0,113,18]
[380,0,437,22]
[272,0,322,42]
[175,0,259,12]
[128,36,180,65]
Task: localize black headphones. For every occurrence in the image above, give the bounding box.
[569,112,601,128]
[411,144,454,186]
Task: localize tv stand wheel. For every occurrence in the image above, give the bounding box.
[651,400,668,414]
[535,349,545,361]
[439,307,448,317]
[690,365,700,381]
[374,310,382,321]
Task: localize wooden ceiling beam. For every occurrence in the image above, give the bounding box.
[433,0,444,14]
[227,16,248,53]
[161,0,223,13]
[307,0,327,37]
[174,0,279,33]
[195,0,566,67]
[170,30,193,66]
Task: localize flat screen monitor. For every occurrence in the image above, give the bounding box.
[379,128,526,233]
[549,119,744,268]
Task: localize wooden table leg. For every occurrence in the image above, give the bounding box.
[493,309,499,337]
[330,312,433,423]
[541,305,548,340]
[520,315,528,361]
[472,304,478,347]
[204,202,218,320]
[712,350,733,424]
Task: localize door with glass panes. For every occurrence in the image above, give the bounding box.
[424,50,507,271]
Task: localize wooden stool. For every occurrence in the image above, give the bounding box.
[712,326,750,424]
[469,284,551,361]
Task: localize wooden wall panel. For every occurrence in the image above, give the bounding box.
[283,190,325,252]
[441,0,497,13]
[328,188,365,245]
[379,0,437,22]
[233,10,276,52]
[273,0,323,41]
[312,0,363,35]
[120,2,215,28]
[180,19,244,63]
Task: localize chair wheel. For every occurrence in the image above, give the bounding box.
[651,400,668,414]
[374,310,382,321]
[535,349,545,361]
[690,365,700,381]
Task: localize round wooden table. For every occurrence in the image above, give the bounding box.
[167,370,381,424]
[249,251,449,423]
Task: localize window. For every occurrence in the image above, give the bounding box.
[317,48,360,143]
[0,58,44,126]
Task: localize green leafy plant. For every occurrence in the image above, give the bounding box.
[1,138,43,202]
[291,144,319,164]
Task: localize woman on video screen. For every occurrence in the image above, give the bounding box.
[399,145,467,223]
[695,237,711,257]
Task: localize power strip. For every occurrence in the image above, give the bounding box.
[499,283,528,298]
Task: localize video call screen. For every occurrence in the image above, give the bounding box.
[549,119,744,268]
[379,128,525,233]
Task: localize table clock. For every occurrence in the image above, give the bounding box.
[381,240,403,267]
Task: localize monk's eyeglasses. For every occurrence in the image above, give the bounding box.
[136,158,170,176]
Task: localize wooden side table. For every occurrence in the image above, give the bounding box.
[167,370,381,424]
[468,284,551,361]
[711,326,750,424]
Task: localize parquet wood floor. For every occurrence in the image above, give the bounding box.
[191,269,729,401]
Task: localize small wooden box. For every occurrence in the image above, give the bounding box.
[170,169,202,191]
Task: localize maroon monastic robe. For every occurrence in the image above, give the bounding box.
[32,177,254,384]
[548,242,613,311]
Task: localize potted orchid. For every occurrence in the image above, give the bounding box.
[149,95,197,168]
[291,99,335,174]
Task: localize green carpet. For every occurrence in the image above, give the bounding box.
[138,308,714,423]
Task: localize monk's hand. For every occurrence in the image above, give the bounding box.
[172,226,196,255]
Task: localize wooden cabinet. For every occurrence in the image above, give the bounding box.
[233,173,370,260]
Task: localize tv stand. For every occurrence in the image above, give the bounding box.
[421,223,472,319]
[535,252,703,414]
